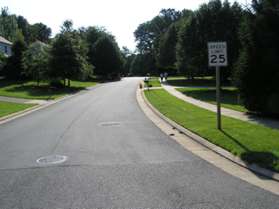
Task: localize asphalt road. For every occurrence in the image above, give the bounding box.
[0,77,278,209]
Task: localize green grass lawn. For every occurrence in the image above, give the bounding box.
[70,80,98,88]
[177,87,247,112]
[0,101,35,118]
[167,76,231,87]
[0,80,98,100]
[167,76,187,81]
[145,77,161,87]
[145,89,279,172]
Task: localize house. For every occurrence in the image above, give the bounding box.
[0,36,12,57]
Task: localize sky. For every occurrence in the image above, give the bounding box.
[1,0,248,50]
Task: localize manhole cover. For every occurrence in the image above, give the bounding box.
[99,122,121,127]
[36,155,68,165]
[189,203,220,209]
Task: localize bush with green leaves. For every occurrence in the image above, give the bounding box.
[22,41,49,85]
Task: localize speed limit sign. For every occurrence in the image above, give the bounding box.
[208,42,228,130]
[208,42,228,67]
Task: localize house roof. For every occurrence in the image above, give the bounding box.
[0,36,12,45]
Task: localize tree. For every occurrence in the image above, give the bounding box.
[0,52,7,75]
[134,22,155,54]
[84,26,109,44]
[3,31,27,80]
[176,14,202,78]
[121,47,133,76]
[234,0,279,114]
[22,41,49,85]
[121,46,132,58]
[17,15,30,43]
[83,26,111,68]
[157,23,178,74]
[130,53,156,76]
[123,54,136,76]
[134,9,182,74]
[90,35,123,78]
[29,23,51,43]
[134,9,182,55]
[0,7,19,42]
[49,32,93,87]
[60,19,73,33]
[0,7,52,44]
[175,0,243,79]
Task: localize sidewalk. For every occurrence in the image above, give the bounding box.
[162,83,279,129]
[0,96,48,105]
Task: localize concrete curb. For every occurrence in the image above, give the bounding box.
[0,104,41,122]
[0,84,101,125]
[140,87,279,181]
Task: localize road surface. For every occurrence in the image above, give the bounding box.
[0,78,278,209]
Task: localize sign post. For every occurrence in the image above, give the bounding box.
[216,66,221,130]
[208,42,228,130]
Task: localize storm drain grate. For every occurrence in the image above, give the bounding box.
[36,155,68,165]
[99,122,121,127]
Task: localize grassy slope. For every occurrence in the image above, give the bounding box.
[0,101,34,117]
[167,77,216,87]
[0,80,98,100]
[168,76,234,87]
[145,77,161,87]
[145,89,279,172]
[177,87,247,112]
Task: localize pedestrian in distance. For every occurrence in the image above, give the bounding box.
[160,73,164,83]
[164,72,168,82]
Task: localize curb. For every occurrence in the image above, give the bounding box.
[140,87,279,181]
[0,84,101,125]
[0,104,41,122]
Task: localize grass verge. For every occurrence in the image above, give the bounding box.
[0,80,98,100]
[167,76,232,87]
[145,77,161,87]
[177,87,247,112]
[0,101,35,118]
[145,89,279,172]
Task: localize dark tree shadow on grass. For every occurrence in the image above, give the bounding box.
[220,130,279,179]
[5,84,85,100]
[167,77,233,87]
[0,80,24,88]
[167,78,216,87]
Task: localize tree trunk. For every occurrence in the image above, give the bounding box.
[68,79,71,87]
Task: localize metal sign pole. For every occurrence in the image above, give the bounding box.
[208,42,227,130]
[216,66,221,130]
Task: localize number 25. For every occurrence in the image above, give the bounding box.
[210,54,226,63]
